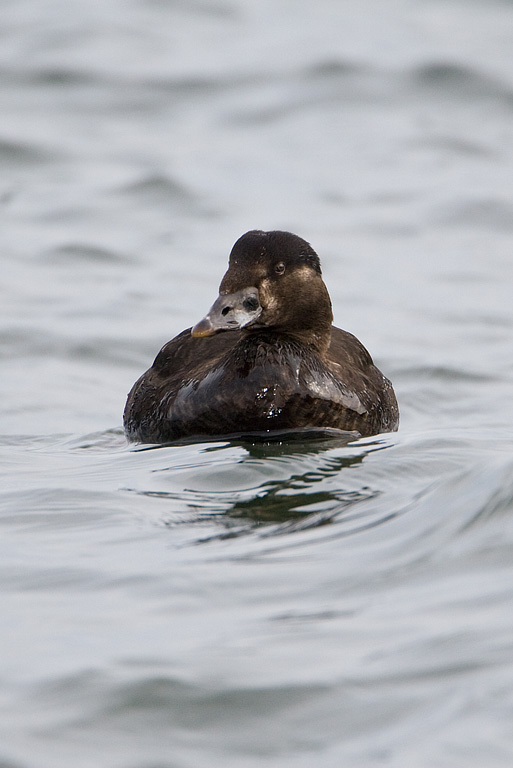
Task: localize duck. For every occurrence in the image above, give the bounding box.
[124,230,399,443]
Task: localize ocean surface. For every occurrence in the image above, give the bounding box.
[2,0,513,766]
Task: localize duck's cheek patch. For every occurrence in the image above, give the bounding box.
[258,278,278,313]
[296,265,314,282]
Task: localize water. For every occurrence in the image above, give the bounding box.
[2,0,513,766]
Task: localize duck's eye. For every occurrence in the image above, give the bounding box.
[243,296,259,312]
[275,262,285,275]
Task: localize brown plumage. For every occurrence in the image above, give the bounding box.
[124,230,399,443]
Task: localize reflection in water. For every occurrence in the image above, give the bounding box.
[126,430,393,539]
[222,433,369,527]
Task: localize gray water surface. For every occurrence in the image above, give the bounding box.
[2,1,513,766]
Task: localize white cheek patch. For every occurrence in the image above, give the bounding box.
[259,278,278,311]
[295,265,314,282]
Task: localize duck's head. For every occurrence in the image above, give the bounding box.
[191,230,333,352]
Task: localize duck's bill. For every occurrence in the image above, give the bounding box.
[191,287,262,337]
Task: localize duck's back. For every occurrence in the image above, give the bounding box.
[123,326,399,443]
[123,329,234,443]
[327,327,399,435]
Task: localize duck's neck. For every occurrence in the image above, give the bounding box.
[286,326,332,356]
[244,325,332,356]
[244,274,334,356]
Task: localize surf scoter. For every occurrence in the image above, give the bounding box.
[124,230,399,443]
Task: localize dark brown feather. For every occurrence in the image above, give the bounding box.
[124,231,399,443]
